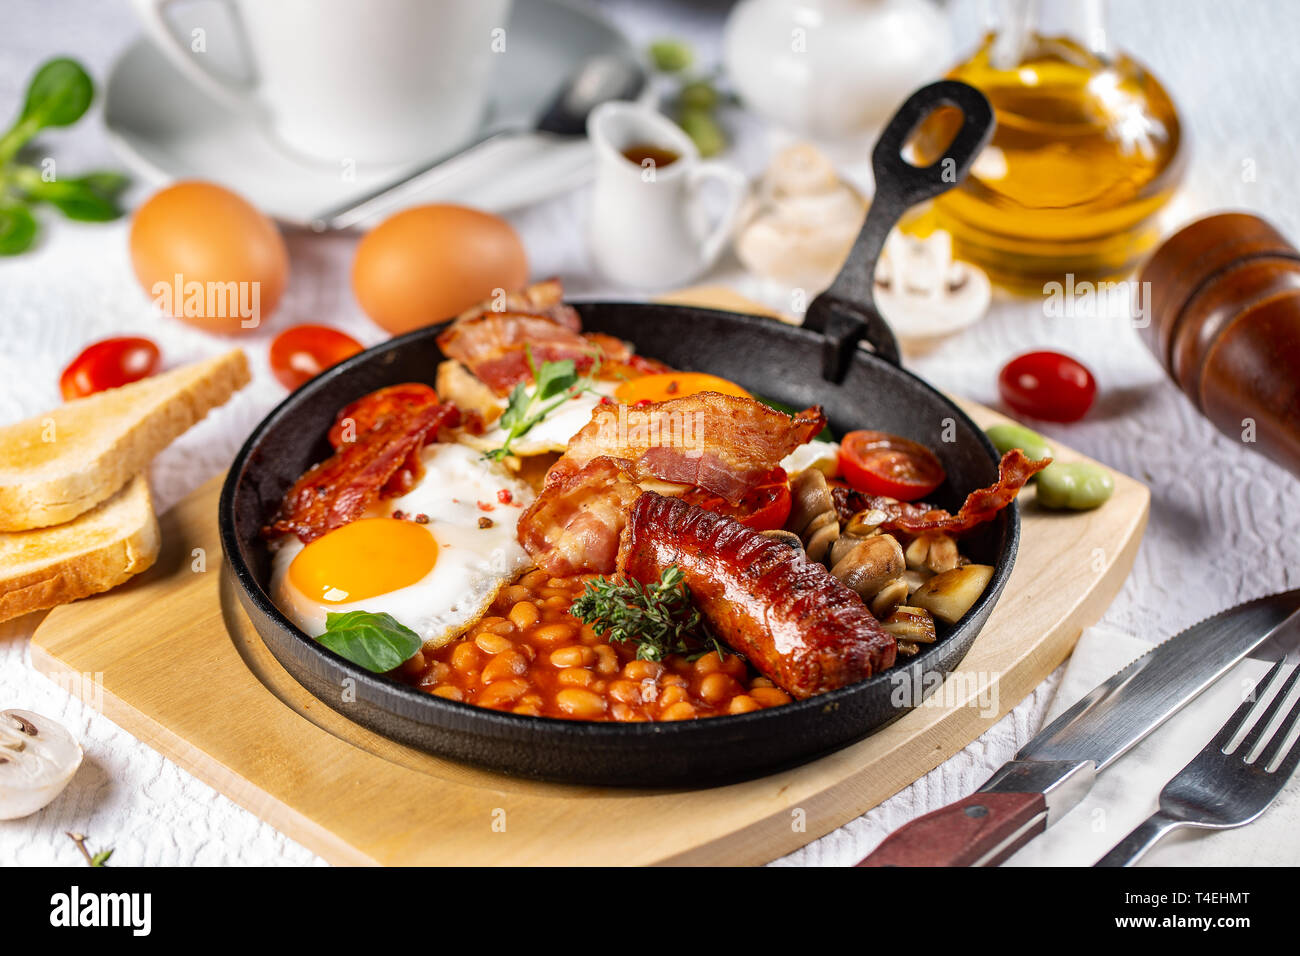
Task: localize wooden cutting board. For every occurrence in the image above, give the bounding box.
[30,403,1146,866]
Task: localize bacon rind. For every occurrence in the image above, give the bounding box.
[556,393,827,504]
[617,493,895,699]
[832,449,1051,535]
[516,457,643,576]
[265,401,456,543]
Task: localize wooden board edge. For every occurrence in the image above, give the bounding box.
[28,641,383,867]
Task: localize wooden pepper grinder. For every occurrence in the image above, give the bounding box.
[1139,213,1300,478]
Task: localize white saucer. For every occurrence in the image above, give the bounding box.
[104,0,632,227]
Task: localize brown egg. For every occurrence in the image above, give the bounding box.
[129,181,289,335]
[351,204,529,334]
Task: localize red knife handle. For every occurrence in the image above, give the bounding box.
[856,791,1047,867]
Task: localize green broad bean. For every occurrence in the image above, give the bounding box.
[984,423,1053,462]
[1035,462,1113,511]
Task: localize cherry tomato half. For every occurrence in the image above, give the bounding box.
[838,430,946,502]
[997,350,1096,423]
[60,336,161,400]
[683,467,792,531]
[269,324,363,390]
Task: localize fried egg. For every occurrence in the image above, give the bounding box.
[270,442,534,649]
[459,378,621,457]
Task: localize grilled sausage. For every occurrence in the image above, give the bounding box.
[617,493,896,699]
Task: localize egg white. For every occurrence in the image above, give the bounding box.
[458,379,621,457]
[270,442,535,648]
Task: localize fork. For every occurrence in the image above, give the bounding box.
[1095,660,1300,867]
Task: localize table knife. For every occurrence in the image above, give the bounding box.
[857,590,1300,867]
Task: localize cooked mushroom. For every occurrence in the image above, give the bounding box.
[924,533,960,573]
[901,568,931,594]
[844,508,888,538]
[910,564,995,624]
[803,509,840,563]
[761,529,804,550]
[786,468,835,537]
[904,534,932,571]
[829,534,905,601]
[880,605,938,644]
[870,577,910,618]
[0,709,82,820]
[829,533,867,567]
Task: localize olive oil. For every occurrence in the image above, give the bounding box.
[928,32,1184,292]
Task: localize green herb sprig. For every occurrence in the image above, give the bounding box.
[570,565,722,662]
[318,610,421,673]
[484,346,599,461]
[0,58,128,255]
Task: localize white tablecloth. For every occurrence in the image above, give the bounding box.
[3,0,1299,866]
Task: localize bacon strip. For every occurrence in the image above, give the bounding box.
[618,493,895,698]
[453,277,581,332]
[832,449,1051,535]
[265,399,458,542]
[557,393,827,504]
[516,457,643,576]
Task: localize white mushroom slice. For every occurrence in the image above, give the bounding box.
[0,709,83,820]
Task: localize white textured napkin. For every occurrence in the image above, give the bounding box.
[1004,625,1300,866]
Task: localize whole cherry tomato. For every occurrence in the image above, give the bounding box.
[269,324,363,390]
[838,430,946,502]
[997,351,1096,423]
[60,336,161,400]
[683,467,793,531]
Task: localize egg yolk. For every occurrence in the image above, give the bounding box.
[288,518,438,603]
[614,372,751,405]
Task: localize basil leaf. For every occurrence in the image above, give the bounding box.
[19,58,94,131]
[318,610,421,673]
[0,204,37,255]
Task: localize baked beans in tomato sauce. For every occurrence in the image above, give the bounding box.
[400,568,792,721]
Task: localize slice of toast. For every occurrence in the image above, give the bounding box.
[0,474,159,624]
[0,349,249,531]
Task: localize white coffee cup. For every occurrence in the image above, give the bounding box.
[128,0,513,164]
[586,102,747,290]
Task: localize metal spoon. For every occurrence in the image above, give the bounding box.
[308,54,645,233]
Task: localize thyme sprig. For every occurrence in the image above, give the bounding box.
[569,565,722,662]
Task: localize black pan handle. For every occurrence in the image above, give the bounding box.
[804,80,995,381]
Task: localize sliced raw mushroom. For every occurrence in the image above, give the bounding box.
[0,709,83,820]
[910,565,995,624]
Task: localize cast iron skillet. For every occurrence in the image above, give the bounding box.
[220,81,1004,786]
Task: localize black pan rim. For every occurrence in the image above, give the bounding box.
[218,303,1019,741]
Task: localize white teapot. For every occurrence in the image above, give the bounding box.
[724,0,952,140]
